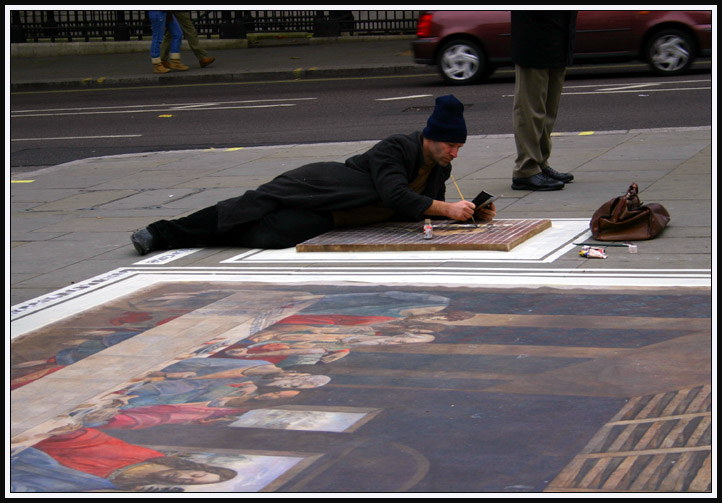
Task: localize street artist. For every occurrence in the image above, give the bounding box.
[131,94,497,255]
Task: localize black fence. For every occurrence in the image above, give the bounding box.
[10,10,420,43]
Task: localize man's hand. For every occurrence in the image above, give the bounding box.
[474,202,497,223]
[425,200,476,221]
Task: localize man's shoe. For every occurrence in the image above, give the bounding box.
[131,228,155,256]
[541,166,574,183]
[168,58,189,71]
[153,63,170,74]
[199,56,216,68]
[511,172,565,191]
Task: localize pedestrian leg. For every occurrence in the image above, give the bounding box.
[166,14,189,71]
[174,12,208,62]
[512,65,549,179]
[538,67,567,169]
[149,11,170,74]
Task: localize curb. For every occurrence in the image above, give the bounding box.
[9,65,429,92]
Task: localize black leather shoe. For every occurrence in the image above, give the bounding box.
[542,166,574,183]
[511,172,565,191]
[131,228,155,256]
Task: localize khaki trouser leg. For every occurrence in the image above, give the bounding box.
[512,65,567,178]
[160,12,207,62]
[174,12,207,61]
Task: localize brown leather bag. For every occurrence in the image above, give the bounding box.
[590,183,670,241]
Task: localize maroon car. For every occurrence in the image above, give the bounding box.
[413,10,712,85]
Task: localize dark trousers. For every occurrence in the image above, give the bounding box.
[148,205,334,250]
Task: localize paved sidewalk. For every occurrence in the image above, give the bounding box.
[10,37,425,91]
[10,126,712,309]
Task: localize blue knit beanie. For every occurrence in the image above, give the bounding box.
[422,95,467,143]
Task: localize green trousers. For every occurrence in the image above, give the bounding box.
[160,11,207,61]
[512,65,567,178]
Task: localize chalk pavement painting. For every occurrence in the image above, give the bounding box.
[10,283,712,493]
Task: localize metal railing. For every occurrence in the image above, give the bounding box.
[10,10,420,43]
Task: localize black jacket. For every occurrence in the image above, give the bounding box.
[511,11,578,69]
[216,132,450,231]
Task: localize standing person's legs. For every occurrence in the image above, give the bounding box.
[512,65,549,179]
[511,65,567,190]
[538,66,567,171]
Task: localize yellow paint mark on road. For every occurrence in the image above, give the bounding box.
[11,180,34,183]
[579,131,595,135]
[158,114,173,118]
[224,147,245,152]
[81,77,107,85]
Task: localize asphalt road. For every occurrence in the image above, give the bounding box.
[9,63,712,172]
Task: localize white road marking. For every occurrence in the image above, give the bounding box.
[11,103,298,118]
[11,97,317,114]
[10,98,317,118]
[169,103,221,109]
[561,87,710,95]
[376,94,432,101]
[563,79,710,90]
[502,78,711,98]
[596,83,660,91]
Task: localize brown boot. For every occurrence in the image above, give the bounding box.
[168,54,189,71]
[152,58,170,74]
[199,56,216,68]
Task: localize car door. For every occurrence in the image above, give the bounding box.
[574,10,634,56]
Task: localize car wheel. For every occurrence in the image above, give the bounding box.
[438,39,487,85]
[645,28,695,75]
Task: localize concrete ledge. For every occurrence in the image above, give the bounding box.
[10,39,249,58]
[247,32,312,47]
[308,34,415,45]
[10,34,415,58]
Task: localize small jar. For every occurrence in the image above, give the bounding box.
[423,219,433,239]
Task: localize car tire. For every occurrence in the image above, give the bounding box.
[645,28,695,76]
[438,39,487,85]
